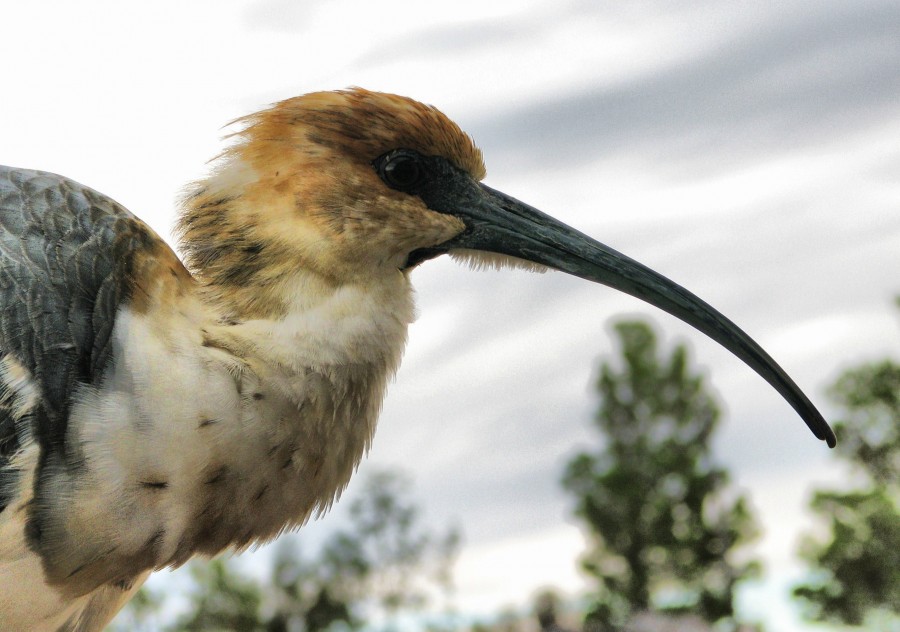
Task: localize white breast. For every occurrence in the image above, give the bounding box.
[0,269,415,629]
[94,273,412,563]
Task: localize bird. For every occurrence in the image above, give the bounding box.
[0,88,835,630]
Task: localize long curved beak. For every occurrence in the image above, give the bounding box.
[441,183,835,447]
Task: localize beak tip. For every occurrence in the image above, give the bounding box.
[812,416,837,448]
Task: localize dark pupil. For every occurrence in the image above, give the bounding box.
[385,157,420,188]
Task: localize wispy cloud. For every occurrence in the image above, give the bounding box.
[470,0,900,174]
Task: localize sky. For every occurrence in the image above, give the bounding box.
[3,0,899,629]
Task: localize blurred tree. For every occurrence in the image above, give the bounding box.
[114,469,458,631]
[562,321,760,631]
[176,558,263,631]
[318,469,460,616]
[793,351,900,627]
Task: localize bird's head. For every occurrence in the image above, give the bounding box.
[180,88,835,447]
[182,89,487,283]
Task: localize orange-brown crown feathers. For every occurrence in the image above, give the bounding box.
[232,88,486,180]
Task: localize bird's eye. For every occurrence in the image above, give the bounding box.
[379,151,423,191]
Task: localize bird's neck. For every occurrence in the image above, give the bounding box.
[176,160,418,421]
[201,267,415,381]
[195,268,415,540]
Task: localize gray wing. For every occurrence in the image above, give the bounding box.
[0,165,159,511]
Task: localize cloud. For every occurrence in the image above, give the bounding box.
[468,0,900,175]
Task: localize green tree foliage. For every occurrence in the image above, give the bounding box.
[562,321,759,630]
[114,469,458,631]
[793,354,900,628]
